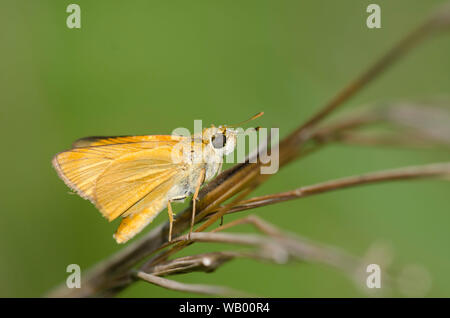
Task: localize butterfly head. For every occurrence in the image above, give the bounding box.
[202,126,237,156]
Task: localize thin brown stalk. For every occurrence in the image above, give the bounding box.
[135,271,246,297]
[215,162,450,215]
[141,215,367,291]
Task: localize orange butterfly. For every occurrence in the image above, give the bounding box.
[52,113,263,243]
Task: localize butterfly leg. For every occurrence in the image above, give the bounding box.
[167,200,174,242]
[189,168,206,240]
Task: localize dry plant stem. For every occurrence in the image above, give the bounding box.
[138,214,282,274]
[135,215,369,297]
[216,162,450,215]
[323,102,450,148]
[144,252,241,276]
[135,271,246,297]
[47,3,450,298]
[211,215,282,237]
[210,215,361,274]
[145,216,363,283]
[139,226,281,278]
[164,232,280,249]
[144,249,286,277]
[142,161,450,285]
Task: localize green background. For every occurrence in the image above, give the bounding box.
[0,0,449,297]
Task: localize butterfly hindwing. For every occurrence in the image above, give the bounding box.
[112,175,182,243]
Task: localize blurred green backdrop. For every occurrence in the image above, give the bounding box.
[0,0,449,297]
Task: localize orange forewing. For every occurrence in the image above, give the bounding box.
[71,135,181,148]
[93,146,184,220]
[52,135,186,222]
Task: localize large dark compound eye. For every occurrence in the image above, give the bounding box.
[211,133,227,149]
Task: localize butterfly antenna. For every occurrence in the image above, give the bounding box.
[229,112,264,128]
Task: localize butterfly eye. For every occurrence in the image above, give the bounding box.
[211,133,226,149]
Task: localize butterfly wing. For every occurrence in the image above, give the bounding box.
[93,146,184,221]
[113,176,181,243]
[54,135,191,243]
[52,135,186,222]
[52,135,184,205]
[71,135,181,148]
